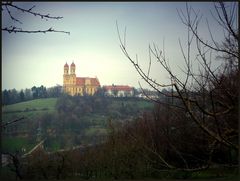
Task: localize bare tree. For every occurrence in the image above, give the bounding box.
[117,2,238,169]
[1,2,70,34]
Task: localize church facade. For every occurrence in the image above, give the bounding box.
[63,62,100,96]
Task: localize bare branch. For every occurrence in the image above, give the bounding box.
[1,117,25,128]
[147,44,152,77]
[2,27,70,34]
[2,2,63,20]
[2,2,70,34]
[5,5,22,24]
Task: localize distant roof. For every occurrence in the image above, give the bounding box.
[76,77,100,86]
[103,85,133,91]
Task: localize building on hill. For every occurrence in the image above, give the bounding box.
[103,85,134,97]
[63,62,100,96]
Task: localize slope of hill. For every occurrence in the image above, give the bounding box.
[3,98,57,112]
[2,96,154,152]
[2,98,57,122]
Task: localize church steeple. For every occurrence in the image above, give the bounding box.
[64,62,69,74]
[70,61,76,74]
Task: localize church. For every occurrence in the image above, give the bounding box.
[63,62,100,96]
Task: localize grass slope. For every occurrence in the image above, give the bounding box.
[3,98,57,112]
[2,98,57,122]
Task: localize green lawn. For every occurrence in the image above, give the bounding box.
[2,98,57,123]
[2,98,57,112]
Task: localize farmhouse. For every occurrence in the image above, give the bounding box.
[103,85,134,97]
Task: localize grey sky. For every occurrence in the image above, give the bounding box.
[2,2,234,90]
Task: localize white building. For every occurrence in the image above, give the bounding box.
[103,85,134,97]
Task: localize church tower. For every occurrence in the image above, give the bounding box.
[63,62,69,93]
[70,62,76,83]
[69,62,76,95]
[64,62,69,75]
[70,62,76,75]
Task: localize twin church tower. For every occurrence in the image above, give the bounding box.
[63,62,100,96]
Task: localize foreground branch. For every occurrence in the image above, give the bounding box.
[2,2,70,34]
[2,27,70,34]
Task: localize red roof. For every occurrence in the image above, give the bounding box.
[76,77,100,86]
[64,63,69,67]
[71,62,75,67]
[103,85,133,91]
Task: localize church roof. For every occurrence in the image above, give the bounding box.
[76,77,100,86]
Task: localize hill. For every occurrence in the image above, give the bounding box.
[2,97,153,123]
[2,96,154,152]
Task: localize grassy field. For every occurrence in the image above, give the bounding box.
[2,98,57,112]
[2,98,58,152]
[2,98,57,122]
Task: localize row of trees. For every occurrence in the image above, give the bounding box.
[2,85,62,105]
[2,85,154,106]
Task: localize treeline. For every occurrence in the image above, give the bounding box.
[2,85,62,105]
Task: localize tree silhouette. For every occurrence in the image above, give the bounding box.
[2,2,70,34]
[117,2,238,170]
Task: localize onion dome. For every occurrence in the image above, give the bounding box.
[64,62,69,67]
[71,62,75,67]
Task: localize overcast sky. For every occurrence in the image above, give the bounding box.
[2,2,236,90]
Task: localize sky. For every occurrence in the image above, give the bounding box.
[2,2,237,91]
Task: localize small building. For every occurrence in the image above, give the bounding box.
[103,85,134,97]
[63,62,100,96]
